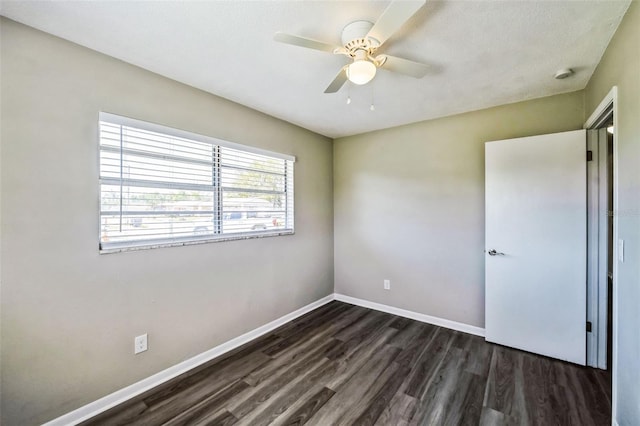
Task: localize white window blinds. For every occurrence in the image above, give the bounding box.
[99,113,294,252]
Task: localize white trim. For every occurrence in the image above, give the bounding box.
[586,128,612,370]
[596,130,610,370]
[585,86,618,425]
[334,293,485,337]
[99,111,296,162]
[585,87,618,130]
[100,230,295,255]
[586,129,599,368]
[43,294,334,426]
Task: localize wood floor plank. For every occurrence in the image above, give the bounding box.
[226,339,336,419]
[388,316,412,330]
[387,321,428,350]
[567,364,611,426]
[304,344,401,425]
[373,380,416,426]
[483,345,524,420]
[268,386,335,426]
[263,304,364,358]
[404,327,456,399]
[269,304,335,338]
[332,309,394,342]
[324,315,393,362]
[234,358,337,426]
[374,390,415,425]
[161,380,249,426]
[322,308,391,362]
[549,383,573,426]
[142,351,270,409]
[520,351,595,426]
[132,352,271,425]
[592,368,612,405]
[195,409,238,426]
[452,372,487,426]
[458,334,494,378]
[291,301,343,325]
[351,363,411,425]
[550,362,592,426]
[521,352,560,426]
[336,360,404,425]
[407,346,465,425]
[492,346,531,425]
[86,302,611,426]
[323,326,398,391]
[479,407,506,426]
[394,322,438,367]
[273,303,352,342]
[243,335,338,387]
[246,307,366,387]
[436,371,479,425]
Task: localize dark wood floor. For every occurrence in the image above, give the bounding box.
[83,302,611,426]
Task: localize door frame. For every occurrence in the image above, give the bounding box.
[584,86,618,423]
[586,128,610,369]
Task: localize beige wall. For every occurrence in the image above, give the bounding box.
[0,19,333,425]
[334,91,585,327]
[584,2,640,424]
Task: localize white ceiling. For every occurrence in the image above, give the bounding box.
[0,0,631,138]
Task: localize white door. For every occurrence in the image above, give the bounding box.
[485,129,587,365]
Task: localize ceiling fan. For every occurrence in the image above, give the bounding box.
[274,0,429,93]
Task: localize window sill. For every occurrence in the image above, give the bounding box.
[99,229,295,254]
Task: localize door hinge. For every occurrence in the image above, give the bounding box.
[587,150,593,161]
[586,321,592,332]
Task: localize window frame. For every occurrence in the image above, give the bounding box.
[98,112,295,254]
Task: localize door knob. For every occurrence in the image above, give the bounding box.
[488,249,505,256]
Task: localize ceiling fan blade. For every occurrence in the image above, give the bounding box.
[274,32,337,53]
[324,67,348,93]
[367,0,426,46]
[380,55,429,78]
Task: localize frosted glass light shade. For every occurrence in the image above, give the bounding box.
[347,60,377,85]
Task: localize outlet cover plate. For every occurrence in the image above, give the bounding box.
[135,334,148,354]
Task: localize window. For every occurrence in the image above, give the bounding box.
[99,113,294,252]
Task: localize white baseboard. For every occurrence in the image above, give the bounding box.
[334,293,485,337]
[45,292,484,425]
[43,294,334,426]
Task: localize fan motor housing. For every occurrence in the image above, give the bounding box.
[341,20,376,46]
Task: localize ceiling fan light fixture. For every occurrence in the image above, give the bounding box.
[274,1,429,93]
[347,59,377,85]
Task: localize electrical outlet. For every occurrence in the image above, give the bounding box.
[383,279,391,290]
[134,334,148,354]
